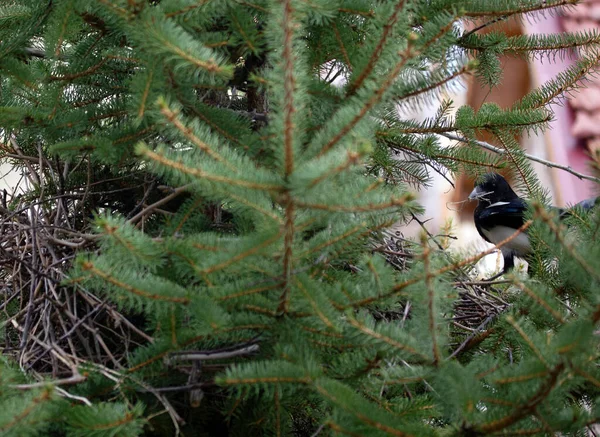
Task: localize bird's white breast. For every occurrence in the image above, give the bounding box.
[481,226,531,256]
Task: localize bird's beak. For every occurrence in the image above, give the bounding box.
[468,186,482,200]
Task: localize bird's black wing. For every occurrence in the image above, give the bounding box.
[476,198,528,229]
[474,198,528,245]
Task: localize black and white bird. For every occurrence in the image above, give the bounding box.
[468,173,597,280]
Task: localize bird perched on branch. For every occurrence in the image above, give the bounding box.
[468,173,598,280]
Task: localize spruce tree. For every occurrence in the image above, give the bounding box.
[1,0,600,435]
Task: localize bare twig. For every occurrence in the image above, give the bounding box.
[10,369,86,390]
[442,133,600,185]
[128,184,192,224]
[166,343,260,364]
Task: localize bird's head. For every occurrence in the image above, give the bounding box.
[468,173,518,205]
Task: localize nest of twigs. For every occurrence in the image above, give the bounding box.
[0,151,156,382]
[378,229,510,356]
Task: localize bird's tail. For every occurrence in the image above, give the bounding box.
[559,196,600,218]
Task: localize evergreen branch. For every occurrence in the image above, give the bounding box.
[220,375,312,385]
[346,316,429,360]
[171,196,203,234]
[89,110,128,122]
[301,326,344,338]
[509,276,565,323]
[441,133,600,185]
[384,376,426,386]
[55,6,72,57]
[393,110,551,135]
[240,1,268,13]
[97,217,156,262]
[296,278,335,328]
[170,251,213,285]
[463,0,577,17]
[572,365,600,388]
[192,242,224,252]
[313,381,413,437]
[48,58,109,81]
[137,68,153,119]
[282,0,295,178]
[332,22,352,71]
[228,192,283,222]
[275,388,281,437]
[325,420,363,437]
[493,371,550,385]
[146,22,229,75]
[380,134,503,169]
[505,316,550,368]
[460,31,600,55]
[190,105,249,149]
[279,0,297,316]
[115,125,156,145]
[308,150,364,188]
[506,32,600,54]
[80,261,191,304]
[230,13,258,54]
[435,152,503,169]
[300,223,371,257]
[164,1,211,17]
[367,259,382,295]
[308,338,349,349]
[460,15,509,40]
[222,324,271,333]
[513,53,600,110]
[319,18,456,157]
[473,363,564,434]
[138,146,284,192]
[0,388,53,432]
[295,194,412,212]
[96,0,132,18]
[396,63,473,102]
[395,126,456,134]
[327,219,397,262]
[218,283,281,301]
[494,130,534,196]
[158,99,238,172]
[127,334,208,373]
[421,235,440,365]
[279,193,295,314]
[72,409,139,431]
[346,0,407,95]
[337,7,375,18]
[348,276,408,307]
[197,231,282,275]
[480,397,515,407]
[533,203,600,283]
[317,43,414,158]
[243,304,279,316]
